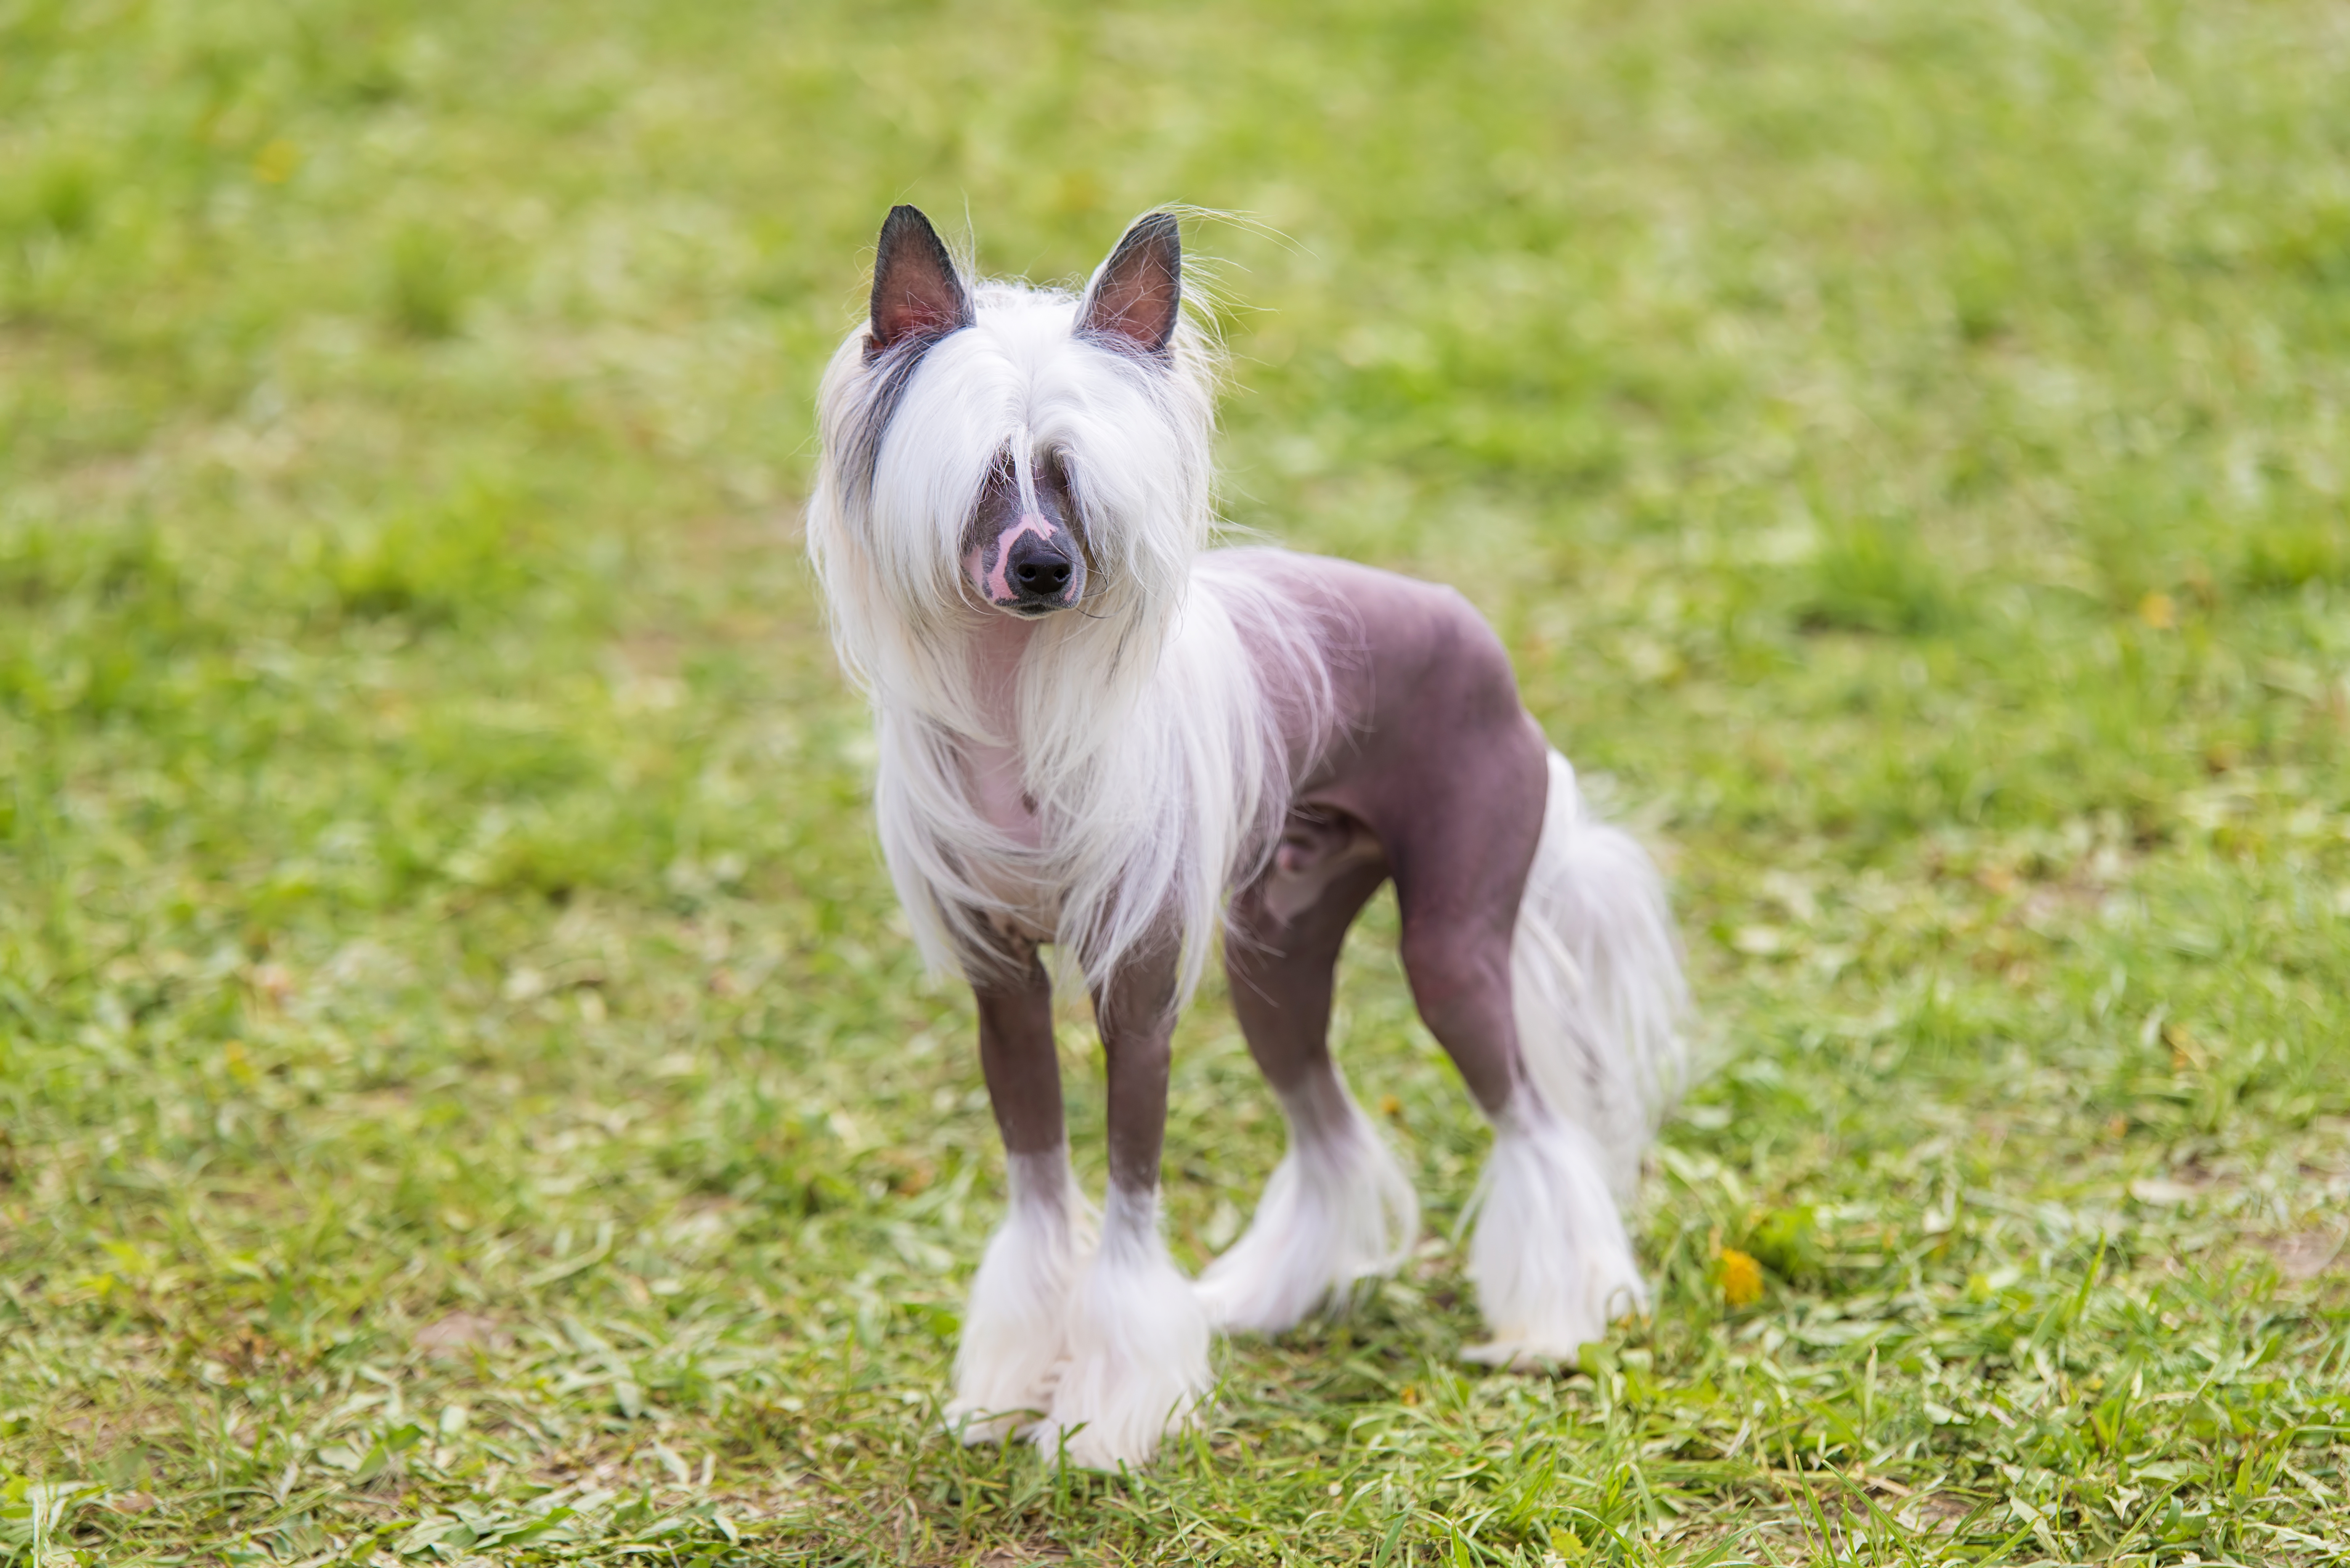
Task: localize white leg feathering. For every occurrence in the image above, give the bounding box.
[1032,1183,1212,1469]
[946,1148,1093,1443]
[1462,1090,1647,1368]
[1196,1066,1419,1333]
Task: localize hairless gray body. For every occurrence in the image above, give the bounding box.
[972,552,1549,1202]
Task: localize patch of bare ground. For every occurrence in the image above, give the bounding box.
[1735,1471,1986,1557]
[1892,1489,1980,1533]
[2259,1226,2348,1282]
[414,1311,516,1360]
[975,1544,1072,1567]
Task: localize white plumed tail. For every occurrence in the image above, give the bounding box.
[1509,750,1688,1202]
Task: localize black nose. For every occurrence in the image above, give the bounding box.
[1006,532,1075,599]
[1014,556,1069,592]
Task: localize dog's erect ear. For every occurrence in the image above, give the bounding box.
[867,205,972,358]
[1078,212,1181,360]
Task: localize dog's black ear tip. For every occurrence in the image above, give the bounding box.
[877,204,940,253]
[1122,210,1182,260]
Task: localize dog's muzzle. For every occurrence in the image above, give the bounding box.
[968,511,1086,613]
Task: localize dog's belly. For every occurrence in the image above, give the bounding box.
[966,858,1059,943]
[1260,805,1385,925]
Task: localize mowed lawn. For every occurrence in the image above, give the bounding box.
[5,0,2349,1562]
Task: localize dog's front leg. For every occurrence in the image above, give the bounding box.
[1030,944,1212,1469]
[946,943,1092,1444]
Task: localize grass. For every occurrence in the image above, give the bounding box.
[3,0,2349,1561]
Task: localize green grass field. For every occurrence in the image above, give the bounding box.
[5,0,2350,1561]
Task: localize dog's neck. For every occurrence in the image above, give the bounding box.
[966,611,1038,726]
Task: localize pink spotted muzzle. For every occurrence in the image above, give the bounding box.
[963,444,1090,616]
[965,449,1087,614]
[966,511,1084,612]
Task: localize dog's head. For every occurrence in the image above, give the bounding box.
[812,207,1212,646]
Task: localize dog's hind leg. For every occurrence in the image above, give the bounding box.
[1196,813,1419,1333]
[1389,734,1651,1370]
[1029,942,1214,1469]
[946,944,1092,1445]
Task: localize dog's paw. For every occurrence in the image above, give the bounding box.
[944,1348,1068,1445]
[942,1380,1058,1446]
[1031,1196,1213,1468]
[1459,1335,1592,1372]
[1463,1104,1647,1369]
[1196,1104,1418,1335]
[1029,1348,1207,1470]
[949,1153,1092,1443]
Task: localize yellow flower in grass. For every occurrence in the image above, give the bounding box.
[1718,1247,1764,1307]
[253,138,301,184]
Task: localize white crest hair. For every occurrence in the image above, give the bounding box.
[807,233,1331,1002]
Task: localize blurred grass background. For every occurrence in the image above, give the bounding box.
[3,0,2348,1562]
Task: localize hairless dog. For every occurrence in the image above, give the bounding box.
[808,207,1686,1467]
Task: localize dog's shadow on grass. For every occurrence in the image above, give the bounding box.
[890,1272,1528,1494]
[866,1278,1608,1565]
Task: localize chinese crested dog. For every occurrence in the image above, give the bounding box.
[806,206,1687,1468]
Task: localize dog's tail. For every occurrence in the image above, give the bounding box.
[1509,750,1688,1202]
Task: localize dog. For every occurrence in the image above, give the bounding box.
[806,206,1686,1468]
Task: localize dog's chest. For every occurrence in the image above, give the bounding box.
[963,622,1048,854]
[959,739,1059,940]
[965,741,1043,850]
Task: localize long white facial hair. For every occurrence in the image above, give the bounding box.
[807,210,1317,1004]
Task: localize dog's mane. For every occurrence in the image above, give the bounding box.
[808,262,1333,1004]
